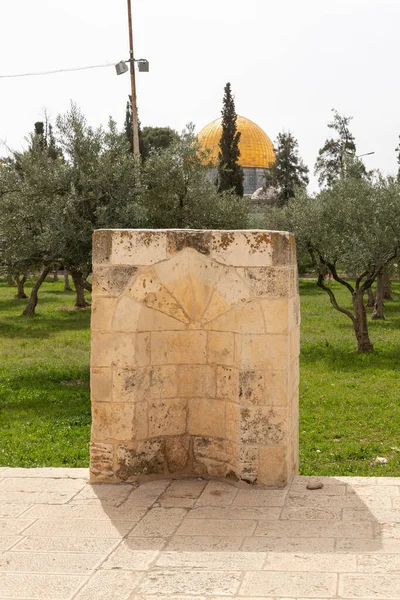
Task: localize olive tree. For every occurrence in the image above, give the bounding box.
[0,132,67,314]
[286,175,400,352]
[140,124,249,229]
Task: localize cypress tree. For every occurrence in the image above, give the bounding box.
[217,82,244,196]
[269,132,309,206]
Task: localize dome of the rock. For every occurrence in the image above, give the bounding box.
[198,115,275,168]
[197,115,275,195]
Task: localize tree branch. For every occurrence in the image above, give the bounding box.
[327,262,354,294]
[317,273,355,322]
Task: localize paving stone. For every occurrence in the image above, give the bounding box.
[116,537,167,550]
[23,518,136,538]
[336,538,400,552]
[254,520,374,538]
[343,508,400,522]
[195,481,238,507]
[0,551,103,573]
[132,597,205,600]
[0,518,35,535]
[159,497,197,508]
[0,503,32,518]
[72,483,133,503]
[339,574,400,598]
[11,536,120,553]
[129,508,187,537]
[281,507,342,521]
[376,522,400,538]
[234,489,287,507]
[156,550,266,570]
[0,477,87,492]
[0,468,89,479]
[347,485,400,497]
[0,573,85,599]
[75,570,143,599]
[102,541,159,570]
[264,551,356,572]
[167,536,243,551]
[335,476,377,486]
[137,570,242,595]
[0,536,22,551]
[357,553,400,573]
[176,518,257,537]
[24,503,147,521]
[287,492,388,509]
[290,483,346,495]
[160,480,207,507]
[239,571,337,597]
[241,537,336,552]
[189,506,281,520]
[0,491,78,504]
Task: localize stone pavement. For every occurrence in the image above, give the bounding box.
[0,469,399,599]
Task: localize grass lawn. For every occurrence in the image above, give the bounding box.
[0,276,399,476]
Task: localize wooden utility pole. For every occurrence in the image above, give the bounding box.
[127,0,140,158]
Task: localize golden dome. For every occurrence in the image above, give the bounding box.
[198,115,275,169]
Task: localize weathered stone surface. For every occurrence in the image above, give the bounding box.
[188,399,225,437]
[91,403,134,441]
[238,266,290,297]
[178,365,216,398]
[89,442,114,481]
[239,370,265,405]
[151,331,207,365]
[112,368,150,403]
[148,399,187,437]
[240,406,287,445]
[92,265,138,296]
[165,435,191,472]
[91,230,299,485]
[91,368,112,403]
[216,366,239,400]
[258,445,288,486]
[117,440,165,480]
[93,230,112,265]
[167,230,212,255]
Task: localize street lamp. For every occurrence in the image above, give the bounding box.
[115,0,149,158]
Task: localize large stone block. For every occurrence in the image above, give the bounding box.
[90,229,299,486]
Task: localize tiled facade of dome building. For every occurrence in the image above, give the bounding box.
[198,115,275,195]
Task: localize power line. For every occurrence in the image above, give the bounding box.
[0,61,118,79]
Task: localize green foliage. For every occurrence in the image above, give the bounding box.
[315,109,367,187]
[300,279,400,476]
[396,135,400,183]
[0,277,91,467]
[140,124,248,229]
[289,176,400,277]
[267,132,309,206]
[140,126,179,160]
[217,82,244,196]
[55,103,144,273]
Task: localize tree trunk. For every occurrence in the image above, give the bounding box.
[53,270,59,282]
[372,270,385,320]
[64,270,72,291]
[382,266,392,300]
[352,290,373,352]
[22,267,50,316]
[366,287,375,308]
[7,274,15,286]
[71,270,90,308]
[15,275,27,299]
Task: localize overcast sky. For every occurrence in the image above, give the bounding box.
[1,0,399,188]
